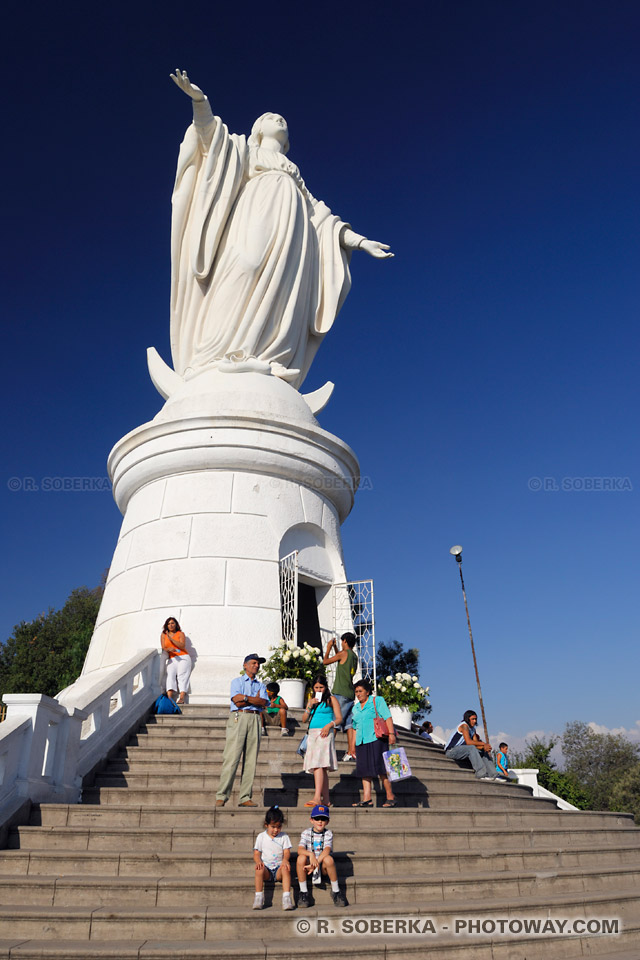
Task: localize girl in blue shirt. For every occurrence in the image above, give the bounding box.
[301,675,342,808]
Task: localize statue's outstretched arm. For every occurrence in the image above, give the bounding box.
[341,227,394,259]
[170,68,206,102]
[170,68,215,145]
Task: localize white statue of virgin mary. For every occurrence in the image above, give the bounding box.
[167,70,392,391]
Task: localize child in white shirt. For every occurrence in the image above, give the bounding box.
[253,805,294,910]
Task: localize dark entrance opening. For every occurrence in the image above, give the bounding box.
[297,582,321,652]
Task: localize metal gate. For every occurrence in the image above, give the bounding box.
[332,580,376,690]
[278,550,298,646]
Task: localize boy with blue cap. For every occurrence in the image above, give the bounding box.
[296,804,346,907]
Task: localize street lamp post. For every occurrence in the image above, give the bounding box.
[449,545,490,745]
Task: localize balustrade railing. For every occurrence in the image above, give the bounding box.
[0,648,164,828]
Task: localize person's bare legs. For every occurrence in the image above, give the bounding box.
[321,854,338,883]
[361,776,373,802]
[312,767,324,803]
[276,860,291,893]
[321,768,330,806]
[255,863,267,893]
[296,851,311,885]
[382,774,395,804]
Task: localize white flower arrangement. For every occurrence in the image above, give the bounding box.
[377,671,431,713]
[261,639,323,684]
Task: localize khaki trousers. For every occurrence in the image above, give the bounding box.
[216,711,262,804]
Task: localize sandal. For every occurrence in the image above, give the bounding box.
[304,800,320,807]
[352,800,373,807]
[382,799,397,807]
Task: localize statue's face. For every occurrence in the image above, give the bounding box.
[259,113,289,145]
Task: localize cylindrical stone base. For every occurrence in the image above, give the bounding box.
[81,371,360,703]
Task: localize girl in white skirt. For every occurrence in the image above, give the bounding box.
[302,674,342,808]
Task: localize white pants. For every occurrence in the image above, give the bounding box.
[166,654,192,693]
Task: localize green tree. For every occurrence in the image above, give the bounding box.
[0,584,103,700]
[511,736,591,809]
[562,721,639,812]
[376,640,420,680]
[608,764,640,823]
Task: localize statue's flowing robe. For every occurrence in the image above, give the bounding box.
[170,110,352,390]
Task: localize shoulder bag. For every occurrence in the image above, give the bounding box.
[296,700,318,756]
[372,696,389,739]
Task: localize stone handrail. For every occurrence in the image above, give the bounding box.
[0,648,164,832]
[510,767,579,811]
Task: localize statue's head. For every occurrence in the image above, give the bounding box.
[249,112,290,154]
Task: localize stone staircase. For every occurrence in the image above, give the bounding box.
[1,704,639,959]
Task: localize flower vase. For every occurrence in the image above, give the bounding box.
[390,705,411,730]
[278,678,306,709]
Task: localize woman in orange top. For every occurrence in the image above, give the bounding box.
[161,616,192,705]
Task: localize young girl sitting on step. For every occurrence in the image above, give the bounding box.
[252,805,294,910]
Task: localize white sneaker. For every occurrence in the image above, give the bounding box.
[253,892,264,910]
[282,892,294,910]
[281,727,290,736]
[480,776,497,781]
[341,753,355,762]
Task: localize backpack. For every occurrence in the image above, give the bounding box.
[154,694,182,715]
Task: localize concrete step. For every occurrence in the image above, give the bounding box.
[89,760,523,786]
[83,781,537,809]
[113,747,455,774]
[25,801,636,832]
[1,861,639,908]
[1,939,639,960]
[12,821,640,854]
[125,732,448,765]
[108,748,456,772]
[142,717,444,751]
[1,939,638,960]
[4,840,640,879]
[1,889,636,941]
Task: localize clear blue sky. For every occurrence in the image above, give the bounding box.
[3,0,638,747]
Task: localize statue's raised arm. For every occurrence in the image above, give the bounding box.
[169,68,206,102]
[165,72,393,392]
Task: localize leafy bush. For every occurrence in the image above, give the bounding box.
[511,736,591,809]
[562,721,640,812]
[608,764,640,823]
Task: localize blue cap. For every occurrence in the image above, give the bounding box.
[311,804,330,820]
[243,653,266,664]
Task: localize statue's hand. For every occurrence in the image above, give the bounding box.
[360,239,394,259]
[170,68,205,102]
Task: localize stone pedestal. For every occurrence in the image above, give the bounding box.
[81,370,359,703]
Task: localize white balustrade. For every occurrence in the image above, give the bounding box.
[0,648,164,829]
